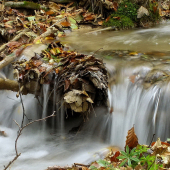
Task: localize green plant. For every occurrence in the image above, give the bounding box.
[103,14,134,29]
[117,146,140,168]
[135,145,163,170]
[117,0,139,22]
[90,159,116,170]
[139,1,160,24]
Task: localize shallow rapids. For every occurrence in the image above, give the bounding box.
[62,21,170,53]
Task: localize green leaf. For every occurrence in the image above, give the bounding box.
[43,57,49,61]
[67,16,77,24]
[130,157,140,162]
[51,55,57,59]
[167,138,170,142]
[117,156,127,159]
[128,158,131,166]
[97,159,109,167]
[70,23,78,30]
[119,159,127,167]
[89,165,97,170]
[126,146,130,154]
[130,147,136,155]
[120,151,128,157]
[28,16,35,21]
[73,14,83,22]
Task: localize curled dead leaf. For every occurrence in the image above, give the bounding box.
[125,127,139,150]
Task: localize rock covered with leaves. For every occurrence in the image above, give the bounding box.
[12,40,108,114]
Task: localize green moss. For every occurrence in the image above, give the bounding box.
[117,0,139,22]
[103,14,134,29]
[23,1,40,9]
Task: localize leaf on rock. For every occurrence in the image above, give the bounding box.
[137,6,149,18]
[125,127,139,150]
[64,90,93,112]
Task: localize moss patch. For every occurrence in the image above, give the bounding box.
[103,14,134,29]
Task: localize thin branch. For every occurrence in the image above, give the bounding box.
[3,112,56,170]
[18,83,30,126]
[3,153,21,170]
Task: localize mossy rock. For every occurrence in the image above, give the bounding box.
[103,14,134,29]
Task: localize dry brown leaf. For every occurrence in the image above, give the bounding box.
[84,15,95,21]
[64,79,70,91]
[60,21,71,27]
[46,10,55,16]
[110,151,120,162]
[106,16,111,22]
[125,127,139,150]
[98,21,103,25]
[32,60,42,67]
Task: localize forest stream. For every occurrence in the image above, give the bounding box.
[1,22,170,170]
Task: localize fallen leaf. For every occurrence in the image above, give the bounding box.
[64,79,70,91]
[113,2,118,11]
[106,16,111,22]
[137,6,149,18]
[60,21,71,27]
[7,41,22,49]
[32,60,42,67]
[113,17,120,20]
[8,29,17,34]
[98,21,103,25]
[110,151,120,162]
[84,14,95,21]
[15,46,26,57]
[125,127,139,150]
[153,6,158,13]
[129,52,138,56]
[39,66,46,73]
[46,10,55,15]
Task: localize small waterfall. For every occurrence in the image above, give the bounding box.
[42,84,50,131]
[106,58,170,147]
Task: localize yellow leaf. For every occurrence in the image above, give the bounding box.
[129,52,138,56]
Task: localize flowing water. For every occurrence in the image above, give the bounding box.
[1,22,170,169]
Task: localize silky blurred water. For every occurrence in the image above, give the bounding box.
[1,22,170,170]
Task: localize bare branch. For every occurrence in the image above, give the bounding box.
[4,153,21,170]
[3,112,56,170]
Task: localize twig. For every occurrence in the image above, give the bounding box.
[4,153,21,170]
[149,134,155,147]
[74,163,90,167]
[18,83,30,126]
[3,112,55,170]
